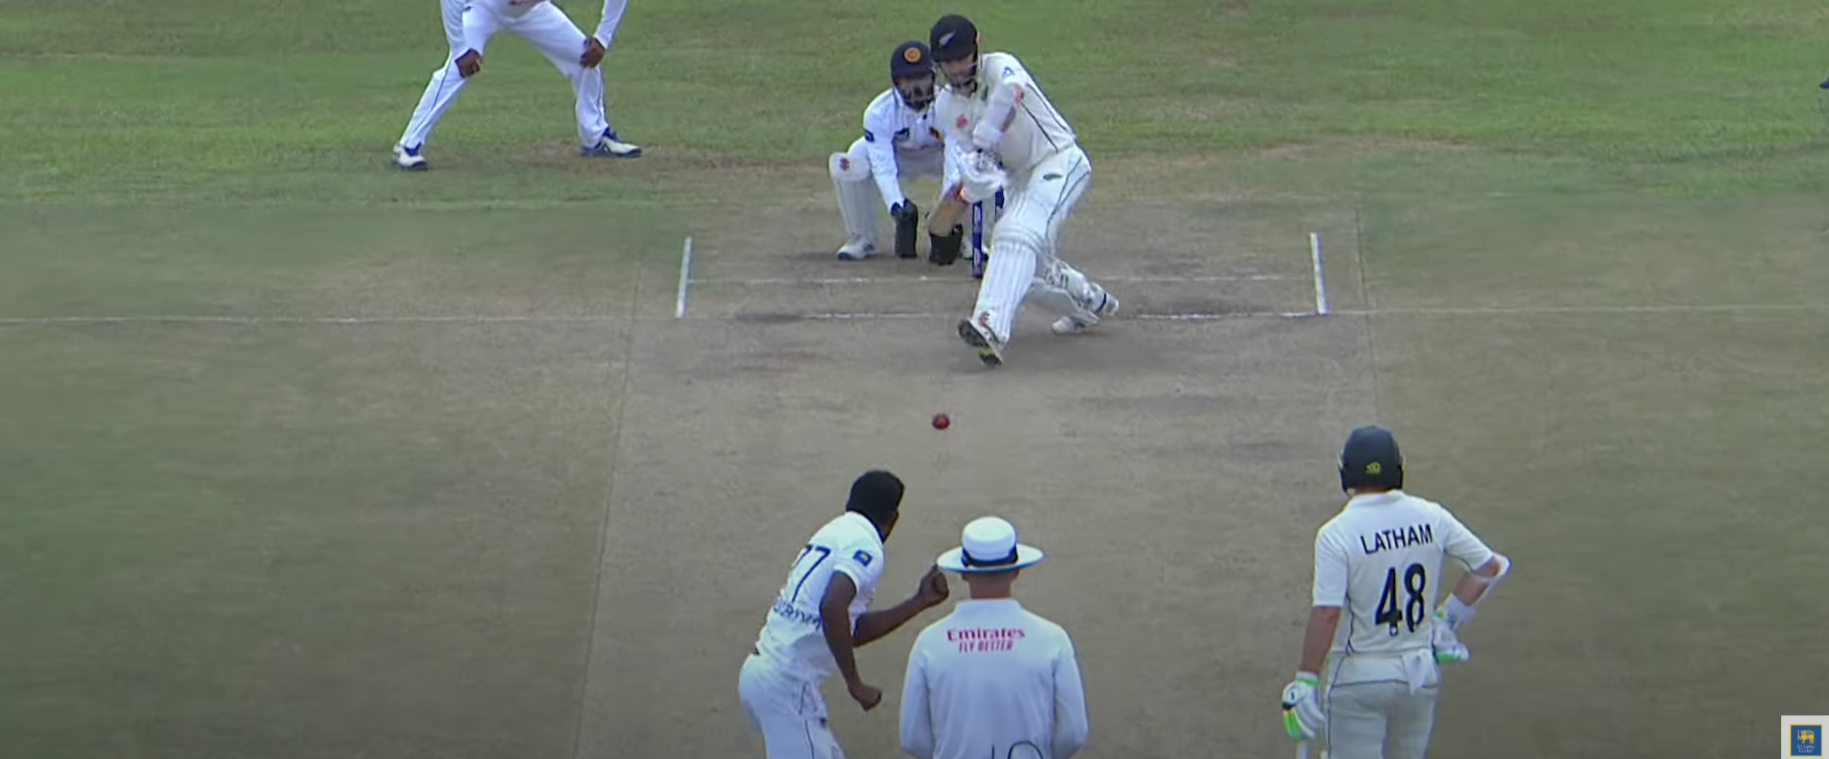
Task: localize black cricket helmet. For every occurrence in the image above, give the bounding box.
[1339,424,1404,491]
[928,14,980,89]
[890,41,936,111]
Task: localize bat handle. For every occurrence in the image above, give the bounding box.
[970,201,986,277]
[1297,741,1310,759]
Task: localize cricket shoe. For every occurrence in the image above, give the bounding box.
[957,311,1006,367]
[836,236,876,261]
[581,128,642,158]
[393,144,429,171]
[1051,289,1120,335]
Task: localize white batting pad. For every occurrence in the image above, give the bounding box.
[829,151,869,182]
[833,174,881,243]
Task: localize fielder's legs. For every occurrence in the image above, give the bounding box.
[507,3,639,156]
[395,4,503,169]
[829,137,883,260]
[738,654,846,759]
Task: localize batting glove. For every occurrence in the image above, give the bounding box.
[959,151,1006,204]
[1432,610,1471,664]
[1280,672,1325,741]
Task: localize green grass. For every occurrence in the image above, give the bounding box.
[3,0,1826,757]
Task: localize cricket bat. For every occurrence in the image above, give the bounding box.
[928,182,970,235]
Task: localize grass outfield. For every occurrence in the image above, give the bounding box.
[3,1,1827,757]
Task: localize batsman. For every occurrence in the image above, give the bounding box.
[1281,425,1514,759]
[926,14,1121,366]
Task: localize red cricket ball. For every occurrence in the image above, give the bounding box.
[932,413,951,430]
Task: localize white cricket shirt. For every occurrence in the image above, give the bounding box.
[1312,491,1494,671]
[860,87,947,208]
[934,52,1079,181]
[750,512,886,682]
[900,598,1090,759]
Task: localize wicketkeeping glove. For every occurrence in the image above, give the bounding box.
[1280,673,1325,741]
[892,201,920,259]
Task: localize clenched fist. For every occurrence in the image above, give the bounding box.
[916,564,950,608]
[581,37,605,68]
[455,49,483,78]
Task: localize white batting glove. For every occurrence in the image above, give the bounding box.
[1280,673,1325,741]
[959,151,1006,204]
[961,174,1004,204]
[1432,610,1471,664]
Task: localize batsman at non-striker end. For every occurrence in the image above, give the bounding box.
[1280,425,1514,759]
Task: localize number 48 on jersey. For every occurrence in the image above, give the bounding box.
[1375,563,1428,636]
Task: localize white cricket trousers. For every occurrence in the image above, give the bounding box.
[1323,653,1440,759]
[738,653,846,759]
[399,0,610,150]
[972,145,1103,342]
[831,137,948,243]
[839,137,947,192]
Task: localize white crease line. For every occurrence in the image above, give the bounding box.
[1,302,1823,328]
[687,274,1288,286]
[1309,232,1329,316]
[0,315,625,325]
[675,236,693,319]
[796,312,1315,322]
[1342,303,1829,316]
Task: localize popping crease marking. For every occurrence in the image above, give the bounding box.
[686,274,1289,286]
[1,303,1825,327]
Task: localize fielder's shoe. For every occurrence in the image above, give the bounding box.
[393,144,429,171]
[836,236,876,261]
[581,128,642,158]
[1051,289,1120,335]
[957,311,1006,366]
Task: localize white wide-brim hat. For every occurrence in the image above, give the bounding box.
[936,516,1045,573]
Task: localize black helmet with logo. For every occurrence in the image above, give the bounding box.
[1339,424,1404,492]
[928,14,980,89]
[889,41,935,111]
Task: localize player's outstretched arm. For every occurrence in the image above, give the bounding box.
[820,574,882,710]
[593,0,629,47]
[853,565,949,647]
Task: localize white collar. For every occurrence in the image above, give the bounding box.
[1345,490,1405,508]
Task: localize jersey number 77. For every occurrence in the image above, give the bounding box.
[1375,563,1428,636]
[784,543,833,603]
